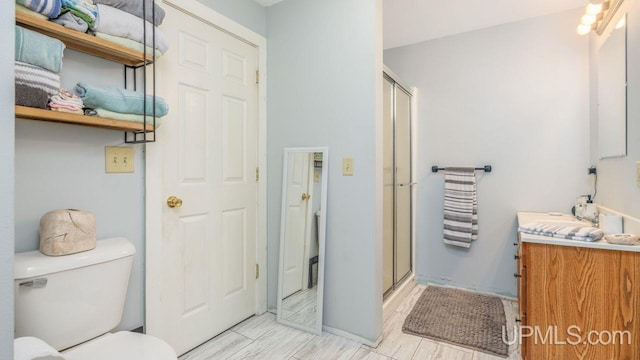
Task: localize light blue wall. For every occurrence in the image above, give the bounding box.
[385,8,591,297]
[196,0,266,36]
[1,4,15,359]
[266,0,382,342]
[591,0,640,219]
[15,51,146,332]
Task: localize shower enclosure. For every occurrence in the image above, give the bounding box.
[383,71,413,297]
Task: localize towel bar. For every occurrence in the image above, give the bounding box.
[431,165,492,173]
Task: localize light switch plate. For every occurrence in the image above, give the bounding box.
[636,161,640,188]
[343,157,354,176]
[106,146,134,173]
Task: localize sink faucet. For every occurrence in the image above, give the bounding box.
[576,215,598,227]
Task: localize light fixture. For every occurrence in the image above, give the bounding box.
[581,14,598,26]
[577,24,594,35]
[586,1,604,15]
[576,0,625,36]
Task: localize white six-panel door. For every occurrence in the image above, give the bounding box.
[148,3,259,355]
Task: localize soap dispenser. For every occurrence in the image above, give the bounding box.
[583,196,598,222]
[573,195,589,218]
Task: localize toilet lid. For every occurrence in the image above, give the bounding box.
[62,331,177,360]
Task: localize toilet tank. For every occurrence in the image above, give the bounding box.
[14,237,136,351]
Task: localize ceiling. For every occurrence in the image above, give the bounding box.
[254,0,283,6]
[383,0,586,49]
[253,0,587,49]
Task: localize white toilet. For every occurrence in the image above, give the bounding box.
[14,237,177,360]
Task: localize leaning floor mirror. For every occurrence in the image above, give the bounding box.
[277,147,328,334]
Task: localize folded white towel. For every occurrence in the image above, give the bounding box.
[443,167,478,248]
[518,222,604,242]
[14,337,64,360]
[94,4,169,53]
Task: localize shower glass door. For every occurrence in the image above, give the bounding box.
[395,86,411,284]
[383,78,394,295]
[383,73,412,297]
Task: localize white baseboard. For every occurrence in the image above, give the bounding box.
[382,274,417,323]
[322,324,382,348]
[271,307,381,347]
[419,278,517,301]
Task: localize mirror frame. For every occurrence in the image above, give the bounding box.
[276,147,329,334]
[597,1,628,159]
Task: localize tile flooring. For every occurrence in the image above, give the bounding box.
[281,286,318,328]
[180,284,521,360]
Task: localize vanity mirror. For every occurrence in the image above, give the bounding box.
[598,2,627,159]
[277,147,328,334]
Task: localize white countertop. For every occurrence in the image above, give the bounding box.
[517,212,640,252]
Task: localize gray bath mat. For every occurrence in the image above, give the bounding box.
[402,286,508,357]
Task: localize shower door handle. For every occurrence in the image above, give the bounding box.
[397,182,416,187]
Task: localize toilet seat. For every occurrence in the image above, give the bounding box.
[62,331,177,360]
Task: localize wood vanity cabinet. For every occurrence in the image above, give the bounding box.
[518,241,640,359]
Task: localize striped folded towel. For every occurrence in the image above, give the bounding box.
[518,223,604,242]
[15,61,60,96]
[16,83,50,109]
[443,167,478,248]
[16,0,62,18]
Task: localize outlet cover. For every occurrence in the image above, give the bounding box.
[342,157,354,176]
[106,146,134,173]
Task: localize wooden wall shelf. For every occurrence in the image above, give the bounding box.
[16,11,153,67]
[16,106,155,132]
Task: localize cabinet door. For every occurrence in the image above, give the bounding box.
[604,249,638,360]
[525,243,639,359]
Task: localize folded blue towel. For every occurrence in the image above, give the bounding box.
[16,0,62,18]
[15,26,65,73]
[75,82,169,117]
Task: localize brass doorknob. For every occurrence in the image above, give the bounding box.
[167,196,183,208]
[301,193,311,201]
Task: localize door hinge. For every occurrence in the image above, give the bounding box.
[255,167,260,181]
[255,70,260,84]
[255,264,260,279]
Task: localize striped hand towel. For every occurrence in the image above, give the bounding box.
[443,167,478,248]
[518,223,604,242]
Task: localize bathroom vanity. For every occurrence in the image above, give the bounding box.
[516,212,640,359]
